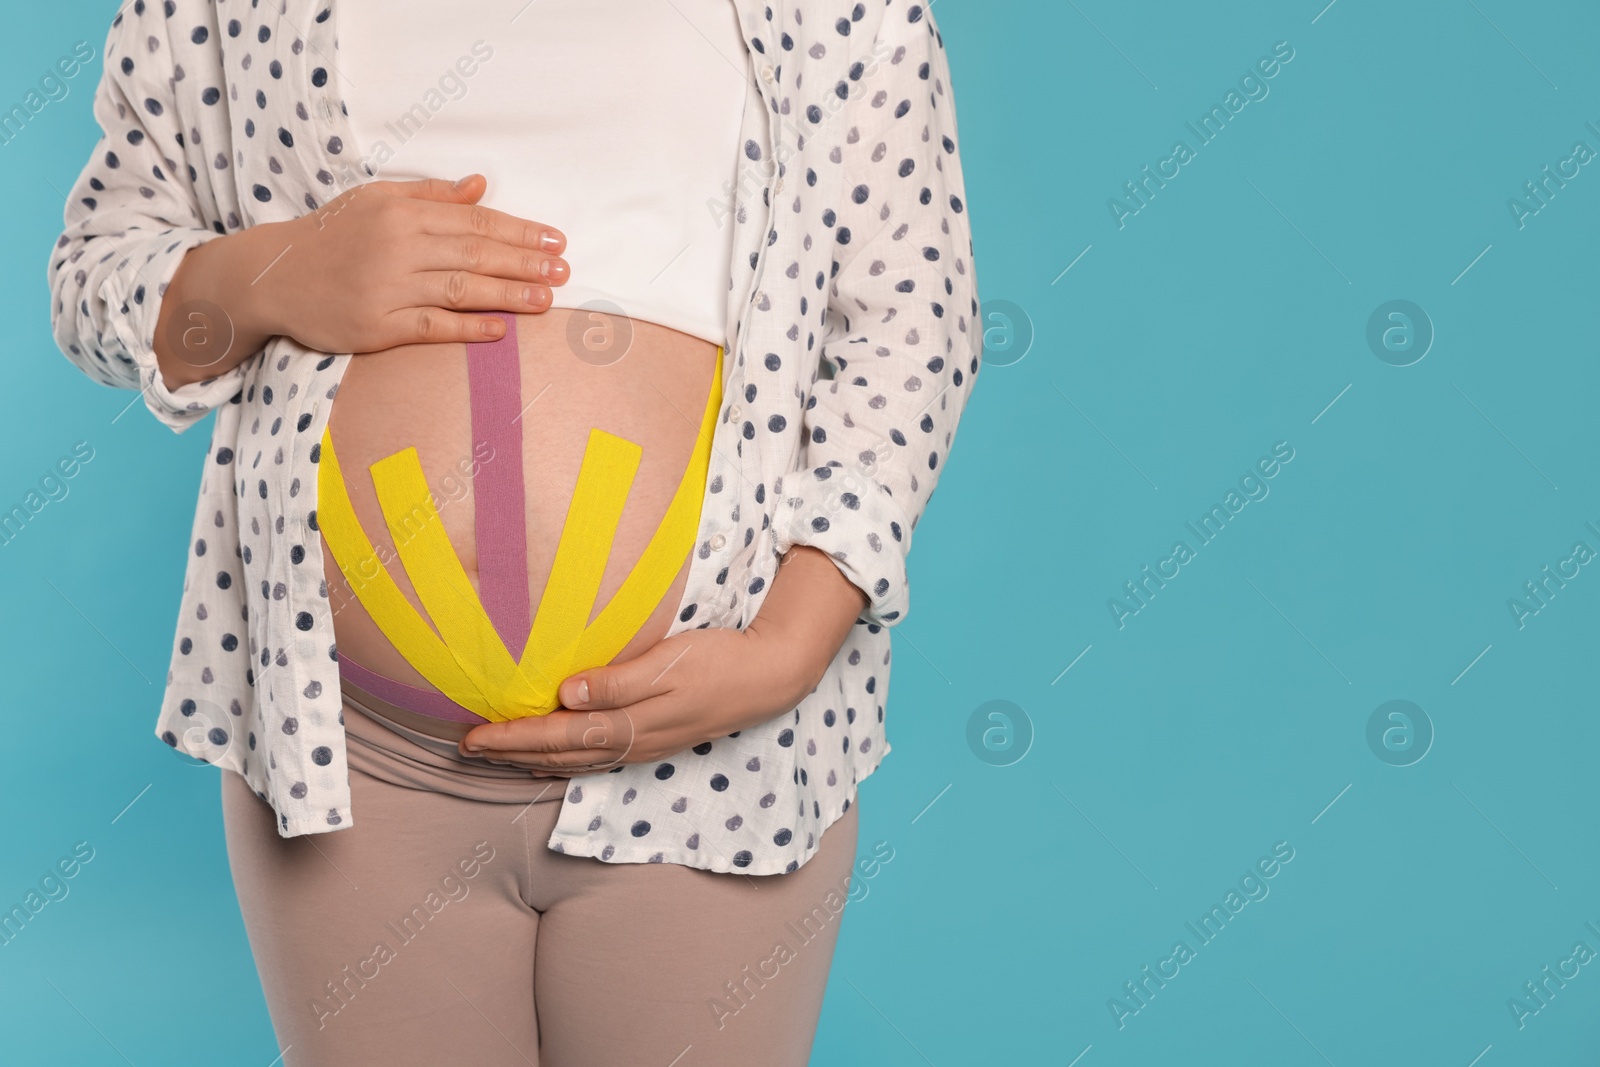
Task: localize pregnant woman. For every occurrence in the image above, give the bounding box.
[48,1,978,1064]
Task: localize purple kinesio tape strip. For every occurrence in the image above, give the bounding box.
[337,650,492,725]
[467,311,532,652]
[333,314,529,728]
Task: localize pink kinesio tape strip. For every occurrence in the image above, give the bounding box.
[467,311,533,652]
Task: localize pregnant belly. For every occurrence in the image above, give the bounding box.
[319,309,721,736]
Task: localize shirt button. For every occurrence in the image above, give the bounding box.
[729,404,743,422]
[710,533,727,551]
[761,64,776,83]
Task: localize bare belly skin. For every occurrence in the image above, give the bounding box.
[321,308,721,736]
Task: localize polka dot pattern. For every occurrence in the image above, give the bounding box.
[47,0,979,875]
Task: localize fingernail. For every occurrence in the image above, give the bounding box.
[521,286,535,304]
[539,230,563,253]
[539,260,567,282]
[465,744,484,754]
[573,679,589,705]
[479,319,501,337]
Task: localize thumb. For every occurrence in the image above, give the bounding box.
[560,640,686,710]
[387,174,486,204]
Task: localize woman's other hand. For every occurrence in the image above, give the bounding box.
[458,546,871,775]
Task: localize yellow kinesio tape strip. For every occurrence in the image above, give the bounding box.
[368,448,554,714]
[559,346,725,672]
[316,428,506,721]
[318,345,725,721]
[520,429,642,693]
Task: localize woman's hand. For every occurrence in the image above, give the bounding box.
[266,174,568,354]
[458,546,871,774]
[153,174,568,389]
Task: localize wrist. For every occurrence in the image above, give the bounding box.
[207,218,293,344]
[740,615,822,713]
[747,546,866,698]
[153,222,290,390]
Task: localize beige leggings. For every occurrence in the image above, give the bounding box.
[222,701,860,1067]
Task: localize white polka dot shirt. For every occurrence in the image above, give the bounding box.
[47,0,980,875]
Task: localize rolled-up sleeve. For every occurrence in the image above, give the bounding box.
[770,2,982,628]
[46,3,243,433]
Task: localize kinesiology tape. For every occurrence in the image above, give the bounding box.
[317,314,723,722]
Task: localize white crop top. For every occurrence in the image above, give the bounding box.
[334,1,751,348]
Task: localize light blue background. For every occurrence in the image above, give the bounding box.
[5,1,1599,1064]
